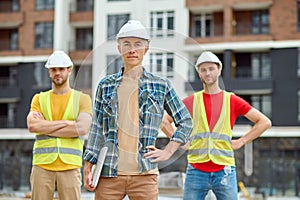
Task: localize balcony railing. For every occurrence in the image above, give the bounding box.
[235,67,271,80]
[0,39,18,51]
[190,24,223,38]
[235,24,269,35]
[0,116,15,128]
[0,77,17,87]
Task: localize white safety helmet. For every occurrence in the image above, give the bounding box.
[195,51,222,71]
[116,20,150,40]
[45,50,73,68]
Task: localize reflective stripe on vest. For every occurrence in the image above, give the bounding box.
[187,91,235,166]
[32,89,84,166]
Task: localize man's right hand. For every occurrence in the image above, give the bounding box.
[83,161,96,191]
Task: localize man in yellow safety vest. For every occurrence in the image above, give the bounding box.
[161,51,271,200]
[27,50,92,200]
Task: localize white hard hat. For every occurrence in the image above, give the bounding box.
[116,20,150,40]
[45,50,73,68]
[195,51,222,71]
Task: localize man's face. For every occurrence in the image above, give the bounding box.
[48,67,71,86]
[197,62,221,86]
[118,37,149,69]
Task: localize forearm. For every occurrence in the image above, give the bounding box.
[47,120,80,137]
[239,118,271,145]
[164,141,181,155]
[160,114,175,138]
[232,109,271,150]
[27,112,92,138]
[241,109,272,145]
[28,116,69,135]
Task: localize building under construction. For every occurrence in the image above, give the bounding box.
[0,0,300,198]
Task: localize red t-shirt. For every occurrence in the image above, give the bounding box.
[183,91,252,172]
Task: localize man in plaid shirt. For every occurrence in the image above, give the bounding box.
[83,20,192,200]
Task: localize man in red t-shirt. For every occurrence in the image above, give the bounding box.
[161,51,271,200]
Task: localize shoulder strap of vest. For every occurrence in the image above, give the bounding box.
[39,90,52,120]
[192,90,210,131]
[212,91,232,132]
[62,89,82,120]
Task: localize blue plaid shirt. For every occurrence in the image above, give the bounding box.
[83,67,193,177]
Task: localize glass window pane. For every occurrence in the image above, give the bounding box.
[261,53,271,78]
[151,11,174,38]
[36,0,54,10]
[10,30,18,50]
[77,0,93,11]
[107,55,122,75]
[35,22,53,48]
[298,90,300,122]
[107,14,130,40]
[298,2,300,32]
[76,28,93,50]
[34,62,51,88]
[262,95,272,118]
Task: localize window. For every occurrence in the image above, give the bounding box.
[251,95,272,118]
[76,0,93,11]
[36,0,54,10]
[10,29,18,50]
[71,65,92,89]
[150,52,174,78]
[298,48,300,77]
[12,0,19,11]
[76,28,93,50]
[0,29,18,51]
[35,22,53,48]
[251,53,271,79]
[298,90,300,122]
[187,55,199,82]
[150,11,174,38]
[0,0,19,12]
[106,55,123,75]
[33,62,51,88]
[107,14,130,40]
[191,14,212,37]
[235,52,271,79]
[252,10,269,34]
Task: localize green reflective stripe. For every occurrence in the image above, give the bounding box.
[33,147,58,154]
[189,148,234,157]
[59,148,82,156]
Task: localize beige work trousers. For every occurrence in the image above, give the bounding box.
[95,174,158,200]
[30,165,82,200]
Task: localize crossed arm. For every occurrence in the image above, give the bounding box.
[27,111,92,137]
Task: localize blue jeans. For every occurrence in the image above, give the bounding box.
[183,164,238,200]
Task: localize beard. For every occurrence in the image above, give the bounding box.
[201,76,218,86]
[51,76,67,86]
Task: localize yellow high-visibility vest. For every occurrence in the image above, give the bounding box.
[187,91,235,166]
[32,90,84,166]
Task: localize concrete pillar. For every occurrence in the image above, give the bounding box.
[54,0,70,51]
